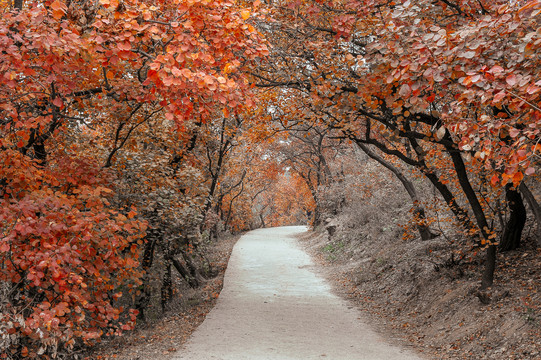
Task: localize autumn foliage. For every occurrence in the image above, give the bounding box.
[252,0,540,288]
[0,152,144,354]
[0,0,268,357]
[1,0,541,357]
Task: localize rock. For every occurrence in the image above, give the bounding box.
[326,224,337,237]
[325,218,338,237]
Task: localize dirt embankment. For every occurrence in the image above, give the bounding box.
[299,226,541,360]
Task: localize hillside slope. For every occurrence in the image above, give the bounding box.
[300,221,540,359]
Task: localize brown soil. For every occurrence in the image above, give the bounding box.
[83,234,239,360]
[299,227,541,360]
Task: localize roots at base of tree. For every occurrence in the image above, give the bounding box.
[170,256,203,288]
[137,248,211,321]
[413,207,439,241]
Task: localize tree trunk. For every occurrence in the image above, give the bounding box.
[519,182,541,247]
[310,188,321,226]
[312,203,322,227]
[161,261,173,312]
[135,231,159,321]
[182,252,206,284]
[170,257,199,288]
[224,172,246,230]
[201,117,234,228]
[305,179,321,227]
[356,142,438,240]
[500,184,527,251]
[442,141,495,288]
[481,245,497,289]
[367,130,476,234]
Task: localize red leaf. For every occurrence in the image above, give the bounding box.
[509,128,520,138]
[399,84,411,97]
[525,167,535,175]
[506,74,517,86]
[0,241,10,252]
[53,98,63,107]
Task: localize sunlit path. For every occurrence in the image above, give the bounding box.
[173,226,423,360]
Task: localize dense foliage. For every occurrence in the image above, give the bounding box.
[0,0,270,357]
[1,0,540,358]
[253,0,541,288]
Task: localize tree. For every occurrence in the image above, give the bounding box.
[0,0,268,356]
[252,0,541,288]
[275,124,338,226]
[355,142,438,241]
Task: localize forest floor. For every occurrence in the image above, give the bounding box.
[85,224,540,360]
[84,234,240,360]
[299,225,541,360]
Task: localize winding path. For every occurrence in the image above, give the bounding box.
[173,226,423,360]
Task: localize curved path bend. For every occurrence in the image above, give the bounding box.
[173,226,423,360]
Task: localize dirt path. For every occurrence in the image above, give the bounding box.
[172,226,424,360]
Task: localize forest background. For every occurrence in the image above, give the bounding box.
[0,0,540,359]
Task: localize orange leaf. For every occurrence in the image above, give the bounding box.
[512,171,524,185]
[526,84,540,95]
[50,0,66,19]
[50,0,65,11]
[240,9,250,20]
[118,42,132,51]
